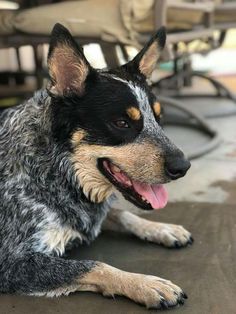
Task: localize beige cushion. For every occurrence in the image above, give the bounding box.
[0,10,17,35]
[13,0,132,44]
[120,0,208,34]
[215,3,236,23]
[120,0,154,34]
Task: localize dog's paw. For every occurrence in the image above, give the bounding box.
[138,221,193,248]
[123,274,187,309]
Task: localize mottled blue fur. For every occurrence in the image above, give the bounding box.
[0,90,109,293]
[0,23,191,307]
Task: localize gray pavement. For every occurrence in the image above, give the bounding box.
[1,202,236,314]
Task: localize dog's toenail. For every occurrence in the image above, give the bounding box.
[160,299,169,309]
[174,240,181,248]
[182,292,188,299]
[178,298,185,305]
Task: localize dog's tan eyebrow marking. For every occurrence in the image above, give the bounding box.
[126,107,141,121]
[71,130,87,146]
[153,102,161,117]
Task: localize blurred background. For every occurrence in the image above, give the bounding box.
[0,1,236,313]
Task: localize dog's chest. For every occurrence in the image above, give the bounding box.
[33,208,106,256]
[36,224,83,256]
[31,197,111,256]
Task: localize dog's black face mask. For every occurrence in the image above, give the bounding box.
[47,23,190,210]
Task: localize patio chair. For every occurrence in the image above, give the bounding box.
[144,0,236,115]
[0,0,221,158]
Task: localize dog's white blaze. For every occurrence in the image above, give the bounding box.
[109,75,148,108]
[110,75,163,135]
[128,83,163,133]
[101,74,167,148]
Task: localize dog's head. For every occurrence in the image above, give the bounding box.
[47,23,190,210]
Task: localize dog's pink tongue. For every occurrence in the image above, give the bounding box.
[132,181,168,209]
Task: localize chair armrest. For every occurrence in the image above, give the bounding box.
[168,1,214,13]
[216,3,236,11]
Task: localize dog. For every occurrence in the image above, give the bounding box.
[0,23,192,310]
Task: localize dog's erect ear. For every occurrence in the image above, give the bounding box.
[126,27,166,78]
[47,23,90,96]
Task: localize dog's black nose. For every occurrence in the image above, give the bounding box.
[165,155,191,180]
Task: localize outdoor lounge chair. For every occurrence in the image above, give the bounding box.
[0,0,223,158]
[144,0,236,112]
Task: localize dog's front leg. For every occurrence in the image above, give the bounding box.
[78,263,187,309]
[7,253,186,309]
[106,208,193,248]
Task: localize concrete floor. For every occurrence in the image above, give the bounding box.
[167,98,236,206]
[1,97,236,312]
[1,202,236,314]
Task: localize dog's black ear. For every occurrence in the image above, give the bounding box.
[126,27,166,78]
[47,23,91,96]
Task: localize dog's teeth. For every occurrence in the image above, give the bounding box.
[112,165,120,173]
[141,196,149,204]
[126,180,132,186]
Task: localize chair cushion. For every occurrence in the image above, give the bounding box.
[120,0,208,34]
[13,0,131,44]
[0,10,17,35]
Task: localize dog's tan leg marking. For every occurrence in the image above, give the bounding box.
[107,209,193,248]
[42,263,186,309]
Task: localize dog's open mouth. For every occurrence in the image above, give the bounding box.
[98,158,168,210]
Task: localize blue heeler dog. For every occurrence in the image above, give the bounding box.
[0,23,192,310]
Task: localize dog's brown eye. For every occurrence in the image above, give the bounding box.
[114,120,130,128]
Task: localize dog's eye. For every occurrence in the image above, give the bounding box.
[113,120,130,128]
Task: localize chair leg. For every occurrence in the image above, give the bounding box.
[119,45,129,63]
[157,95,221,160]
[32,44,44,89]
[100,43,120,69]
[15,48,25,85]
[153,53,236,105]
[191,72,236,101]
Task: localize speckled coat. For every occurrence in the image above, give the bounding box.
[0,24,191,309]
